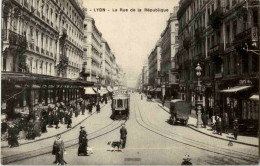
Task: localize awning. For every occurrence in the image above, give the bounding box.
[250,94,259,101]
[219,86,252,93]
[84,87,96,95]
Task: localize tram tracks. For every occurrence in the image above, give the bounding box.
[134,97,259,164]
[2,106,128,165]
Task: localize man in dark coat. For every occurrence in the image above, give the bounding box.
[7,123,19,148]
[53,111,60,129]
[120,124,127,149]
[96,103,100,113]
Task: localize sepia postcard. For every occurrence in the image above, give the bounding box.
[1,0,259,165]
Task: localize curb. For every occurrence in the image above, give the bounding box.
[187,125,258,147]
[1,104,108,148]
[154,100,258,147]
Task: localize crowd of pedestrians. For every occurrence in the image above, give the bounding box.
[2,94,109,148]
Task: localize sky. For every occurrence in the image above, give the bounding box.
[82,0,179,87]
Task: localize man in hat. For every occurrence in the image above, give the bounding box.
[120,124,127,149]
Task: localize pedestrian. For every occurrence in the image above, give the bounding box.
[233,118,239,140]
[88,103,93,113]
[53,110,60,129]
[52,134,67,165]
[211,115,216,133]
[120,123,127,149]
[33,116,41,137]
[141,94,143,100]
[215,114,219,134]
[217,115,222,136]
[66,113,72,129]
[41,109,48,133]
[75,104,80,117]
[223,112,229,134]
[78,126,88,156]
[96,103,100,113]
[7,123,19,148]
[81,101,85,115]
[48,108,54,128]
[202,112,207,128]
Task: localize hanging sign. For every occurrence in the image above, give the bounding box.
[239,79,252,85]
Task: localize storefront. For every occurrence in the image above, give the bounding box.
[218,78,258,123]
[1,72,93,120]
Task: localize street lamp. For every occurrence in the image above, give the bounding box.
[195,63,203,128]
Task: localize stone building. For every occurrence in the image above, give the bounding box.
[1,0,91,120]
[82,12,103,83]
[177,0,259,124]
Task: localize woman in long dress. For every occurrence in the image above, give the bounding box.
[78,127,88,156]
[53,134,67,165]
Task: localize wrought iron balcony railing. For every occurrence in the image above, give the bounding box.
[8,30,27,48]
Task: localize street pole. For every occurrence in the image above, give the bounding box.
[196,63,203,128]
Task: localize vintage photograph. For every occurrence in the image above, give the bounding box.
[1,0,259,165]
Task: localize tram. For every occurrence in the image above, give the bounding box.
[111,89,130,120]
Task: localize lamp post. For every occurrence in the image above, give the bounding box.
[195,63,203,128]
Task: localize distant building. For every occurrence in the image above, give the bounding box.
[160,6,179,99]
[82,12,102,83]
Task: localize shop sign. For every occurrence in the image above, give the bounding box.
[239,79,252,85]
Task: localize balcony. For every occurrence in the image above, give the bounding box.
[41,48,45,54]
[209,7,224,30]
[36,46,39,52]
[5,30,27,49]
[233,27,258,46]
[209,43,224,56]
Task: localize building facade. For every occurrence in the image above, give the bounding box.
[160,6,179,99]
[177,0,259,123]
[1,0,90,120]
[82,12,102,83]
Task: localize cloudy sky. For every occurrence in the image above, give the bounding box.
[82,0,179,87]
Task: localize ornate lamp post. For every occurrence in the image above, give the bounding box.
[195,63,203,128]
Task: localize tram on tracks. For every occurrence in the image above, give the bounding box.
[110,88,130,120]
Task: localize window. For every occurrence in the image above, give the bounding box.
[226,24,230,47]
[41,33,44,48]
[232,20,237,40]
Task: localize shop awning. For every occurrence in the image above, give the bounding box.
[250,94,259,101]
[219,86,252,93]
[84,87,96,95]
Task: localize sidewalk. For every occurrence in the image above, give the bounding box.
[153,99,258,147]
[1,103,108,148]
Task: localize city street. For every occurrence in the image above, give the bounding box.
[2,93,258,165]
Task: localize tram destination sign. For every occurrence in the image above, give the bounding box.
[113,90,128,95]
